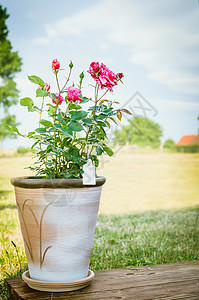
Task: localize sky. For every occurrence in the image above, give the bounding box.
[1,0,199,149]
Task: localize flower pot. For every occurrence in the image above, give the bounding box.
[11,176,106,284]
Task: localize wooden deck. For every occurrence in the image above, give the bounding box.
[5,261,199,299]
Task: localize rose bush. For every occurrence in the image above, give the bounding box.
[8,59,131,178]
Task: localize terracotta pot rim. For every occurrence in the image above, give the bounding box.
[11,176,106,189]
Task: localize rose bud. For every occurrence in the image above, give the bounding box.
[44,83,50,91]
[52,59,60,70]
[117,73,124,79]
[90,62,99,72]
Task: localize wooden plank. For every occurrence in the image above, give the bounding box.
[4,261,199,300]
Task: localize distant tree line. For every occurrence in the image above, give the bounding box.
[113,117,199,153]
[114,116,162,148]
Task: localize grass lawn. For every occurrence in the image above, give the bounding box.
[0,151,199,298]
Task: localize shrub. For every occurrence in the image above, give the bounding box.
[163,139,175,149]
[17,147,30,154]
[175,144,199,153]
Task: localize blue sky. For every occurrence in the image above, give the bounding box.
[1,0,199,148]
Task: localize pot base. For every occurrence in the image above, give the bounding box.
[22,269,95,292]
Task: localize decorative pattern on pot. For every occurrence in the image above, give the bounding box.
[15,186,102,282]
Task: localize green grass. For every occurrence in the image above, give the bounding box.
[1,207,199,298]
[91,209,199,270]
[0,152,199,298]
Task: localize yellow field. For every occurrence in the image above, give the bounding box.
[0,151,199,214]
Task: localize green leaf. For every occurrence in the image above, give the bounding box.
[82,118,92,125]
[70,148,79,156]
[97,113,107,120]
[103,146,114,156]
[46,103,56,108]
[57,112,63,122]
[48,106,55,116]
[97,121,107,127]
[40,119,54,128]
[57,113,68,125]
[31,140,39,149]
[71,111,88,121]
[35,128,47,133]
[96,147,103,155]
[60,127,73,137]
[109,116,118,125]
[36,88,49,97]
[31,134,41,139]
[102,108,114,115]
[68,103,81,110]
[6,125,23,137]
[79,96,90,104]
[28,75,44,87]
[50,93,56,101]
[104,120,111,128]
[68,121,83,132]
[27,131,35,137]
[20,97,35,112]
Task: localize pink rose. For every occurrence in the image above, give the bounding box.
[67,86,82,102]
[88,62,118,92]
[38,85,42,89]
[44,83,50,91]
[52,93,64,105]
[52,59,60,70]
[117,73,124,79]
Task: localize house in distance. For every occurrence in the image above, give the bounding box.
[177,135,199,145]
[176,134,199,153]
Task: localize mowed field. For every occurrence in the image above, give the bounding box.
[99,151,199,213]
[0,151,199,214]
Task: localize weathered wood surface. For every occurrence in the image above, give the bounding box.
[5,261,199,299]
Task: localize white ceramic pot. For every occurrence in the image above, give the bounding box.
[11,177,106,283]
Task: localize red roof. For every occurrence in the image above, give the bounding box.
[190,135,199,145]
[176,135,195,145]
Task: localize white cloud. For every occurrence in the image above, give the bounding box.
[150,72,199,95]
[32,0,199,95]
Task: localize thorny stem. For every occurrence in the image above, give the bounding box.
[58,103,70,128]
[54,73,61,176]
[60,68,72,93]
[97,89,109,102]
[39,97,45,146]
[84,84,99,157]
[53,68,72,177]
[55,72,61,94]
[39,97,45,128]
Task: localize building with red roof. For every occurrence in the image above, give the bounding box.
[176,135,199,145]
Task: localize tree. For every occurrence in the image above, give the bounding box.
[0,4,22,144]
[163,139,175,149]
[114,116,162,148]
